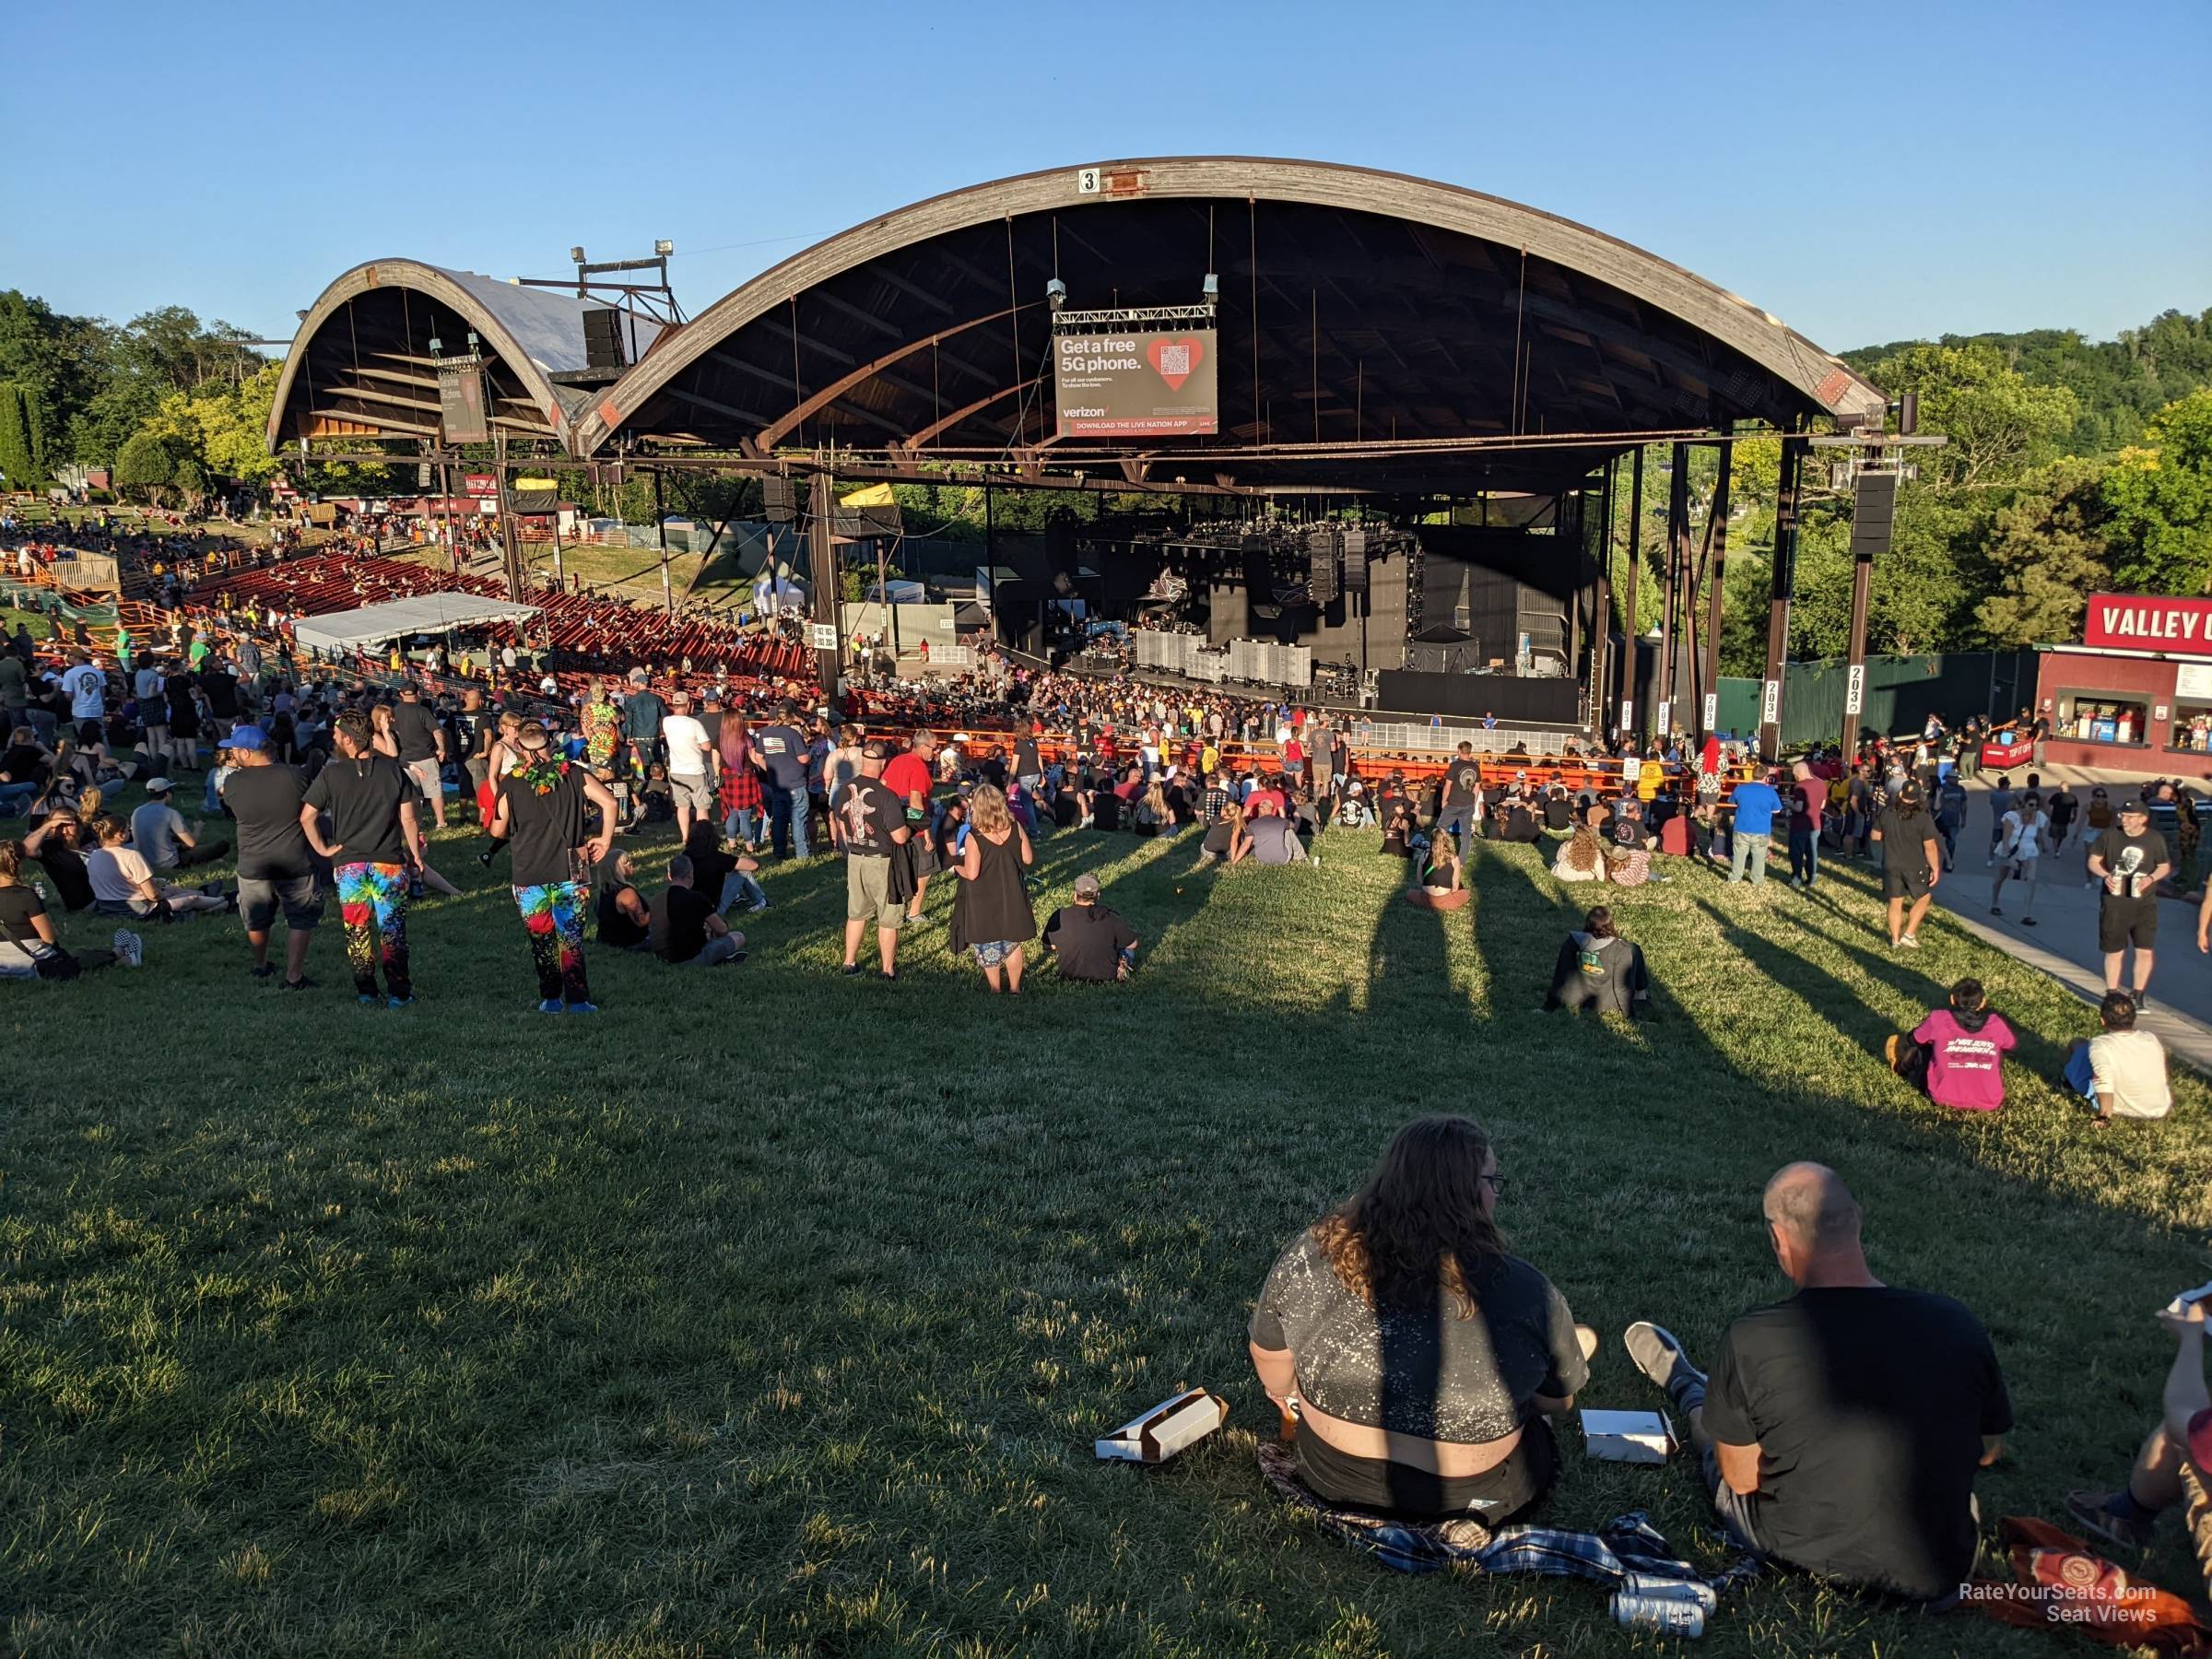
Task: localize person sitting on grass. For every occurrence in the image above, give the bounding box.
[1406,841,1467,912]
[649,852,745,968]
[1884,977,2017,1111]
[1249,1116,1595,1524]
[2065,1295,2210,1583]
[1624,1163,2011,1606]
[1231,808,1309,866]
[83,814,229,922]
[1198,797,1244,865]
[594,849,652,950]
[1040,870,1138,982]
[2063,990,2171,1126]
[0,838,128,977]
[1552,819,1607,883]
[1380,794,1416,860]
[1541,905,1649,1016]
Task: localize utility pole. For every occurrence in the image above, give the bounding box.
[1821,401,1945,759]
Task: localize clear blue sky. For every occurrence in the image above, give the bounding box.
[8,0,2206,354]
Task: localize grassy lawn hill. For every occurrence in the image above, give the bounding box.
[5,790,2209,1653]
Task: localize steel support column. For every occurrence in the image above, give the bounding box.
[1700,440,1732,738]
[807,470,842,696]
[654,468,673,618]
[1590,455,1614,736]
[1656,442,1689,741]
[1759,435,1806,759]
[1618,449,1645,735]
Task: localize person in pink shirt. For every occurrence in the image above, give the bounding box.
[1885,978,2017,1111]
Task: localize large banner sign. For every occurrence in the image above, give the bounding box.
[1054,329,1218,437]
[2083,592,2212,652]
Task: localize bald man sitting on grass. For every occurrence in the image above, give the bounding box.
[1622,1163,2012,1606]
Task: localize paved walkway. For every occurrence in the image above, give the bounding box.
[1912,765,2212,1075]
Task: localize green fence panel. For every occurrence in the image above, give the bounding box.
[1719,652,2038,750]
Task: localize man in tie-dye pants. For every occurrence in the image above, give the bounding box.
[488,721,619,1013]
[302,712,422,1006]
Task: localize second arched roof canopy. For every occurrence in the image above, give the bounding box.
[571,157,1884,495]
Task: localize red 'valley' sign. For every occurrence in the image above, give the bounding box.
[2082,593,2212,653]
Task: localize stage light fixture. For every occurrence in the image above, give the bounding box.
[654,239,675,256]
[1201,272,1219,303]
[428,335,442,358]
[570,245,587,265]
[1046,277,1067,310]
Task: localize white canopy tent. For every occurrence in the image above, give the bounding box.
[292,594,541,655]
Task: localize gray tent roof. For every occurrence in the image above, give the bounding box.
[293,594,541,653]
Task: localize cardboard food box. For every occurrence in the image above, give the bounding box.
[1095,1390,1230,1465]
[1580,1407,1678,1465]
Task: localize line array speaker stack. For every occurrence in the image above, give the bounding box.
[1341,527,1369,594]
[582,308,628,371]
[1307,528,1340,606]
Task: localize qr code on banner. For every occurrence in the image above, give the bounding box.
[1159,344,1190,376]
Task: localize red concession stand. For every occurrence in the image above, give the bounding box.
[2034,593,2212,771]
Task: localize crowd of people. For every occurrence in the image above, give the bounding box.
[8,510,2209,1629]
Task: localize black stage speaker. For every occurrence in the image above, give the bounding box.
[764,477,799,524]
[1307,528,1338,605]
[582,308,628,371]
[1241,535,1271,599]
[1852,470,1899,559]
[1341,527,1369,594]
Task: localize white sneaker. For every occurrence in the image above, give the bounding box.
[112,928,144,968]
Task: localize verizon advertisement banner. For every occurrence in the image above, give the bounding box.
[2083,593,2212,653]
[1054,328,1218,437]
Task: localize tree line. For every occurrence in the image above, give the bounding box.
[1606,308,2212,675]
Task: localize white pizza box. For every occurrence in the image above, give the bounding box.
[2162,1279,2212,1317]
[1580,1407,1677,1465]
[1095,1389,1230,1465]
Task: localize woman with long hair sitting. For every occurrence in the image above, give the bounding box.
[1249,1117,1594,1523]
[1552,820,1607,883]
[1404,841,1467,912]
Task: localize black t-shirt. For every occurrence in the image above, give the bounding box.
[1090,789,1123,831]
[36,841,93,910]
[390,700,441,763]
[496,763,590,887]
[199,669,240,718]
[834,777,902,857]
[650,882,713,961]
[2093,828,2166,900]
[302,753,411,866]
[1543,797,1573,830]
[1608,818,1648,850]
[1442,758,1482,807]
[2,742,49,785]
[0,882,46,946]
[1041,902,1136,981]
[1014,737,1041,777]
[220,761,313,880]
[2047,793,2077,829]
[1702,1287,2010,1602]
[1874,806,1936,876]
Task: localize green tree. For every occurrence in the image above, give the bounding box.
[1855,341,2078,490]
[2106,390,2212,594]
[1978,459,2113,644]
[0,381,45,488]
[113,429,184,506]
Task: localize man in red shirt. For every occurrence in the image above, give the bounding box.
[880,734,937,924]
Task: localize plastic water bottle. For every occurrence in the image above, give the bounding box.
[1610,1586,1708,1637]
